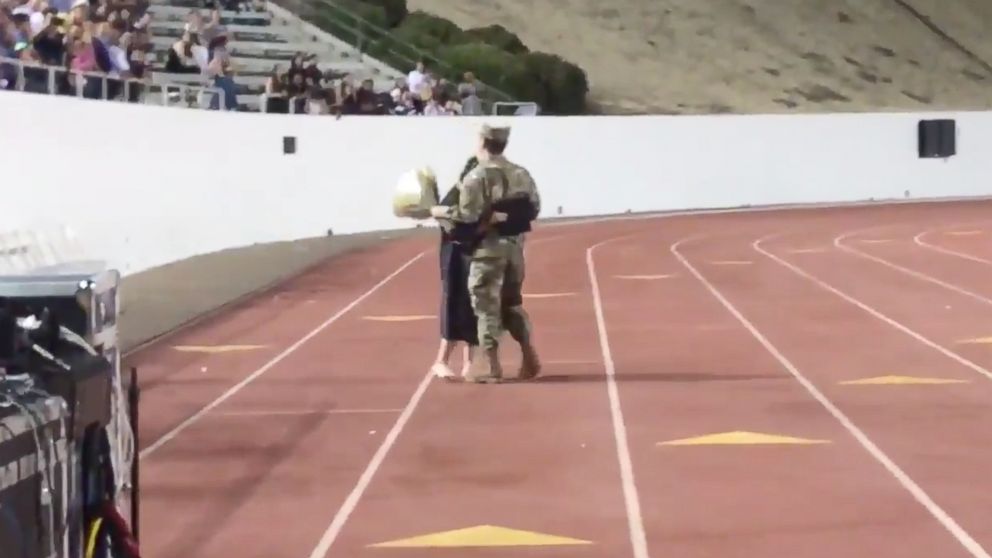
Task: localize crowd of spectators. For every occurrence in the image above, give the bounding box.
[0,0,240,109]
[0,0,154,99]
[162,7,240,109]
[3,0,490,117]
[262,57,486,116]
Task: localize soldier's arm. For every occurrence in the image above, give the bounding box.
[431,170,485,223]
[519,167,541,218]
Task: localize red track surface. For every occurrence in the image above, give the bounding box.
[126,201,992,558]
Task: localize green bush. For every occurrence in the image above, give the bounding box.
[356,0,407,28]
[387,22,445,54]
[309,2,590,113]
[521,52,589,114]
[461,24,528,54]
[437,42,546,105]
[334,0,388,36]
[395,11,466,46]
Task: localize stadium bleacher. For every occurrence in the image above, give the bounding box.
[146,0,404,111]
[2,0,527,114]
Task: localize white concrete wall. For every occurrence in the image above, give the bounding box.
[4,91,991,275]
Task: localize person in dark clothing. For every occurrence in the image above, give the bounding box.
[32,11,66,66]
[164,31,200,73]
[430,156,482,380]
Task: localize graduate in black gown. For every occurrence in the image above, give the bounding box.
[430,156,481,379]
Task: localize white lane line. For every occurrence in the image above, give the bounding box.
[709,259,753,265]
[306,370,435,558]
[672,236,990,558]
[214,408,403,417]
[139,251,427,459]
[835,229,992,309]
[587,236,650,558]
[785,247,828,254]
[754,234,992,383]
[305,231,573,557]
[915,229,992,266]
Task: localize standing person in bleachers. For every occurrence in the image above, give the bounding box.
[406,58,427,107]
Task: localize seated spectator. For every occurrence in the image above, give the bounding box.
[356,77,376,114]
[389,87,410,115]
[460,88,483,115]
[0,0,160,102]
[286,51,301,71]
[164,30,199,73]
[205,31,237,110]
[305,84,326,114]
[422,91,448,116]
[32,9,65,65]
[9,7,31,41]
[285,69,304,111]
[66,22,96,92]
[66,0,87,29]
[263,65,287,113]
[458,71,480,97]
[338,80,357,114]
[322,80,336,108]
[444,94,461,115]
[121,27,149,101]
[302,52,321,83]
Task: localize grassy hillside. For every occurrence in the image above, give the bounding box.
[406,0,992,114]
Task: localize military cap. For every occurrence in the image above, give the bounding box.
[480,124,510,142]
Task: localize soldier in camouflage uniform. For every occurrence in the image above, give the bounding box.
[430,124,542,383]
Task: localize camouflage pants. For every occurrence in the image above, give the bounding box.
[468,239,532,351]
[500,239,532,346]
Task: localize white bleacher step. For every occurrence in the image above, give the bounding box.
[152,71,395,92]
[147,53,362,76]
[148,35,341,58]
[146,4,271,24]
[150,25,291,45]
[151,18,297,36]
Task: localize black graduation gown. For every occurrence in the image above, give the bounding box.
[437,158,483,344]
[438,226,478,344]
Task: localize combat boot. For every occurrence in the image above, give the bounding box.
[517,343,541,380]
[465,348,503,384]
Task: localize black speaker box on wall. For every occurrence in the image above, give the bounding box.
[918,119,956,158]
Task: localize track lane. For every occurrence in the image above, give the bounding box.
[745,227,992,555]
[132,200,992,558]
[129,238,430,449]
[138,246,440,558]
[594,226,977,558]
[764,224,992,379]
[316,226,645,558]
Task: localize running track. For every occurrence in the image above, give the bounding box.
[126,200,992,558]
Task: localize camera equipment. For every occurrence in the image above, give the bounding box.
[0,261,139,558]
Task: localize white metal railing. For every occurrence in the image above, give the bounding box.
[0,56,225,110]
[492,102,540,116]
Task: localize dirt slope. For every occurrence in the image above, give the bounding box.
[407,0,992,114]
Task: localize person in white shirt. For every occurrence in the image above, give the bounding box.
[406,59,427,98]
